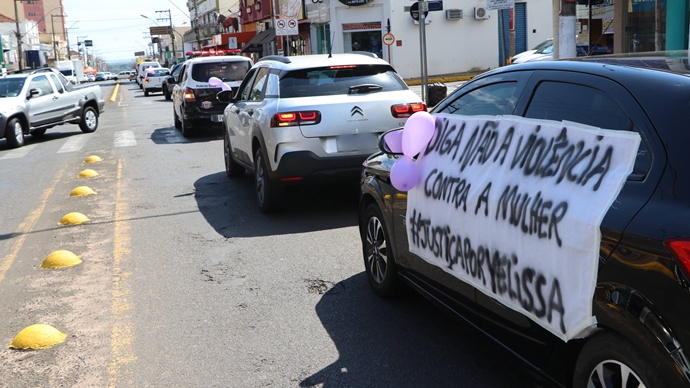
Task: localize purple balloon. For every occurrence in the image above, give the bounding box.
[390,156,420,192]
[384,129,403,153]
[208,76,232,91]
[402,111,435,157]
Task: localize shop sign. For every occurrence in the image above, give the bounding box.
[342,22,382,31]
[306,0,330,23]
[338,0,373,5]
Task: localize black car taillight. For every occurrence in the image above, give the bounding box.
[270,111,321,127]
[664,237,690,280]
[184,87,196,102]
[391,103,427,118]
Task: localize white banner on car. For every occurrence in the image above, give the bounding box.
[406,114,640,341]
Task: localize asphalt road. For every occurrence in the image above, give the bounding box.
[0,79,551,387]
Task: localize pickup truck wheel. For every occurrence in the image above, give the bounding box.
[5,118,25,148]
[254,148,283,213]
[144,90,149,97]
[79,106,98,133]
[31,128,47,137]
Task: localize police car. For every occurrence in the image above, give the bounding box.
[170,55,253,137]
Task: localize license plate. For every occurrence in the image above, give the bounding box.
[211,115,223,123]
[337,133,377,152]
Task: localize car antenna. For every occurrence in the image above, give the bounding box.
[328,31,335,58]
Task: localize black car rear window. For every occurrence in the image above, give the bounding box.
[191,61,250,82]
[279,65,407,98]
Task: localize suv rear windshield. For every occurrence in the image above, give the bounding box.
[279,65,407,98]
[191,61,251,82]
[0,78,26,97]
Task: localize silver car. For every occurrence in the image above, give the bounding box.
[218,53,425,213]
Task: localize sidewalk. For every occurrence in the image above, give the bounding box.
[404,69,487,86]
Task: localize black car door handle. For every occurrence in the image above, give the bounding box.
[52,96,59,100]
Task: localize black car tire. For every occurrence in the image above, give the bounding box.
[163,87,171,101]
[573,331,668,388]
[79,106,98,133]
[181,118,192,137]
[173,108,181,129]
[31,128,47,137]
[254,148,283,213]
[144,90,149,97]
[224,131,245,178]
[360,203,404,297]
[5,118,25,148]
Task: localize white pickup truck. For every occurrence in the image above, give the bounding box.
[0,68,105,148]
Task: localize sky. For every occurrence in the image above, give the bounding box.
[62,0,191,62]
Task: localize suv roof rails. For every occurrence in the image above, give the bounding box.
[258,55,291,64]
[3,67,54,76]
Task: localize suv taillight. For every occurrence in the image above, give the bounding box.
[270,111,321,127]
[391,103,427,118]
[664,237,690,280]
[144,77,150,83]
[184,87,196,102]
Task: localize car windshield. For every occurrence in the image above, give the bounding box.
[532,39,553,51]
[279,65,407,98]
[0,78,26,97]
[191,61,250,82]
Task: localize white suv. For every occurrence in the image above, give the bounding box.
[218,53,425,213]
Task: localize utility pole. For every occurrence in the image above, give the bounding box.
[156,9,176,64]
[13,0,24,70]
[558,0,577,59]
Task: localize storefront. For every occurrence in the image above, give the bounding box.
[331,0,386,60]
[307,0,331,54]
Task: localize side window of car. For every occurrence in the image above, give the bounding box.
[438,82,518,116]
[249,67,269,101]
[49,74,64,94]
[524,81,651,179]
[28,75,54,96]
[238,69,258,101]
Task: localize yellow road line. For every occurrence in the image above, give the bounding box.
[108,159,136,387]
[109,83,120,102]
[0,167,66,283]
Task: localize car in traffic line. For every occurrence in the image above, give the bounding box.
[0,68,104,148]
[162,63,184,100]
[143,68,170,97]
[217,53,426,213]
[358,53,690,388]
[170,55,253,137]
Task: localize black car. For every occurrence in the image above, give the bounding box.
[162,62,183,101]
[359,53,690,388]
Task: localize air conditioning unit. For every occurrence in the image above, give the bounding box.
[474,7,489,20]
[446,9,463,20]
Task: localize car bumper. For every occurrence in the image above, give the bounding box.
[268,150,368,185]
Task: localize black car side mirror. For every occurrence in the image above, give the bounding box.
[216,90,235,103]
[378,128,404,155]
[27,88,40,99]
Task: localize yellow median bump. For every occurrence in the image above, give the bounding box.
[40,250,82,269]
[78,169,99,178]
[70,186,97,197]
[84,155,102,163]
[58,212,90,226]
[9,324,67,349]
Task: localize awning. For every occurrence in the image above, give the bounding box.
[241,28,276,53]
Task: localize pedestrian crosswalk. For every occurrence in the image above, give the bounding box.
[1,128,223,160]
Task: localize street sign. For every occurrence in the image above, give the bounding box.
[486,0,514,10]
[134,51,145,56]
[84,40,93,47]
[149,26,172,35]
[383,33,395,46]
[276,17,298,36]
[410,2,428,21]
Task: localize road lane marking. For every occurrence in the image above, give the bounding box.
[110,83,120,102]
[57,136,88,153]
[108,159,136,386]
[114,131,136,147]
[0,143,38,160]
[0,167,66,283]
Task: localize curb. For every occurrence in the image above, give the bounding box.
[405,74,477,86]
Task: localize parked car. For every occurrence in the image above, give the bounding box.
[170,55,253,137]
[162,62,184,100]
[512,42,554,63]
[0,68,105,148]
[94,72,106,82]
[510,38,552,64]
[217,53,425,213]
[142,68,170,96]
[358,54,690,388]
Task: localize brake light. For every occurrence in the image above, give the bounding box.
[184,87,196,102]
[329,65,356,69]
[391,102,427,118]
[270,111,321,127]
[144,77,150,84]
[664,237,690,280]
